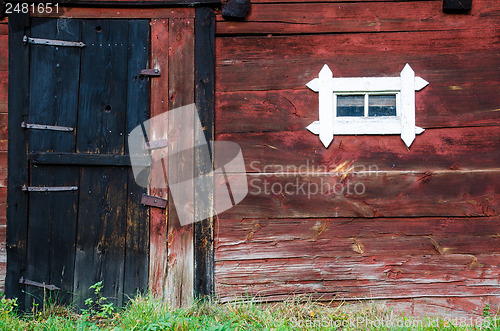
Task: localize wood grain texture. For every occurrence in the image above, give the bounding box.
[148,18,169,299]
[0,71,7,113]
[28,18,80,154]
[77,19,128,154]
[216,218,500,260]
[26,166,79,308]
[166,15,195,308]
[216,126,500,171]
[216,39,499,129]
[216,171,499,219]
[194,7,215,299]
[216,0,499,35]
[215,217,500,316]
[74,167,128,308]
[6,13,30,308]
[123,19,150,302]
[0,35,7,71]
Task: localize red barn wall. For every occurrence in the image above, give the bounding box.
[0,17,7,292]
[214,0,500,317]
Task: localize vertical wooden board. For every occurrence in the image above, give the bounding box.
[194,7,215,298]
[28,18,80,153]
[74,167,127,308]
[148,18,169,299]
[77,19,128,154]
[0,35,8,71]
[123,19,150,301]
[6,13,30,309]
[166,15,195,308]
[25,165,78,308]
[24,18,81,309]
[0,70,7,113]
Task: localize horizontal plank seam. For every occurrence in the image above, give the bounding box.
[245,0,441,4]
[216,293,500,302]
[216,122,500,134]
[218,214,500,220]
[215,28,495,38]
[223,169,500,175]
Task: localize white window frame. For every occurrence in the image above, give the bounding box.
[306,64,428,148]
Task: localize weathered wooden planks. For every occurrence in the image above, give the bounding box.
[194,7,216,298]
[166,16,195,308]
[28,18,80,154]
[74,167,128,308]
[215,30,499,91]
[0,71,7,114]
[215,31,500,129]
[215,217,500,313]
[148,18,169,299]
[212,0,500,318]
[216,126,500,171]
[0,21,8,293]
[124,19,150,302]
[216,171,499,219]
[0,35,7,71]
[216,0,500,35]
[216,225,500,260]
[6,13,30,308]
[215,86,500,132]
[77,20,128,154]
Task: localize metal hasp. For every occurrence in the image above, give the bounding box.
[140,69,161,77]
[19,277,60,291]
[21,121,74,132]
[141,194,168,209]
[23,35,86,47]
[443,0,472,12]
[22,185,78,192]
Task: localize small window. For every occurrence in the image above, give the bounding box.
[336,94,397,117]
[306,64,429,148]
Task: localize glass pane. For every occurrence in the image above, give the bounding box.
[368,95,397,116]
[337,95,364,117]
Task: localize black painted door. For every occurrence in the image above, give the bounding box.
[19,18,150,310]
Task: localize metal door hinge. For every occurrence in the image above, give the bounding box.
[140,69,161,77]
[141,194,167,209]
[23,35,86,48]
[21,122,74,132]
[19,277,60,291]
[22,185,78,192]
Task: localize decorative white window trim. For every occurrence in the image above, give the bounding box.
[306,64,428,148]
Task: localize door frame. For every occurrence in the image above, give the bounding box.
[6,7,215,308]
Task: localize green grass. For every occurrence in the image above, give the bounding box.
[0,293,499,330]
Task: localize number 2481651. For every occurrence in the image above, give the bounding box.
[5,3,59,14]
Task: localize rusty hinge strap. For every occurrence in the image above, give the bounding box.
[140,69,161,77]
[22,185,78,192]
[141,194,167,209]
[19,277,60,291]
[21,122,74,132]
[23,35,86,48]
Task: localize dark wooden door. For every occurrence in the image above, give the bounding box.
[12,17,150,310]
